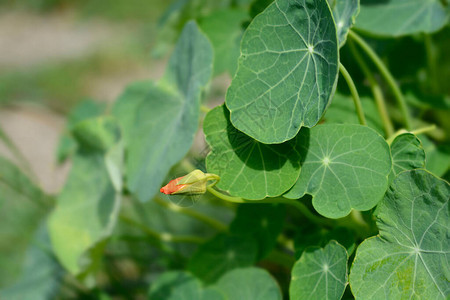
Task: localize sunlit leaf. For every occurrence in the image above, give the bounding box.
[328,0,359,47]
[226,0,339,143]
[290,240,348,300]
[284,124,392,218]
[349,170,449,299]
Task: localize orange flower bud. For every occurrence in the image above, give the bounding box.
[160,170,219,195]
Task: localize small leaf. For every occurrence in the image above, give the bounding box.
[204,105,302,200]
[390,133,425,178]
[48,117,123,275]
[290,240,348,300]
[328,0,359,47]
[226,0,339,143]
[187,233,258,283]
[230,204,286,259]
[284,124,392,218]
[349,170,449,299]
[215,267,282,300]
[113,21,213,202]
[356,0,448,37]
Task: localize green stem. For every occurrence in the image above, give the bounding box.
[348,39,395,137]
[200,105,211,113]
[349,30,412,130]
[119,215,205,244]
[153,196,228,232]
[410,124,436,136]
[264,250,295,269]
[339,62,366,126]
[424,34,438,93]
[206,186,333,227]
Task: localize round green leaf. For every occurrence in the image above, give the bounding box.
[284,124,392,218]
[187,233,258,283]
[215,267,282,300]
[390,133,425,178]
[328,0,359,47]
[349,170,449,299]
[290,240,348,300]
[226,0,339,143]
[355,0,448,37]
[204,105,302,200]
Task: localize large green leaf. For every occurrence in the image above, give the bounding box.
[355,0,448,37]
[215,267,282,300]
[0,157,50,287]
[204,105,302,200]
[349,170,449,299]
[113,21,213,202]
[229,203,286,259]
[290,241,348,300]
[225,0,339,143]
[149,271,224,300]
[0,224,64,300]
[198,9,248,76]
[328,0,359,47]
[187,233,258,283]
[48,117,123,275]
[390,133,425,178]
[284,124,392,218]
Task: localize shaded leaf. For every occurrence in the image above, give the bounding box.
[284,124,392,219]
[290,241,348,300]
[349,170,449,299]
[356,0,448,37]
[420,135,450,177]
[188,233,258,283]
[48,117,123,275]
[113,21,213,202]
[226,0,339,143]
[215,267,282,300]
[230,203,286,259]
[204,105,302,200]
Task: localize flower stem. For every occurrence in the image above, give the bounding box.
[339,62,366,126]
[348,39,395,137]
[154,196,228,232]
[206,186,333,227]
[349,30,412,130]
[119,215,205,244]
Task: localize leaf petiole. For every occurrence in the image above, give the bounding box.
[338,62,366,126]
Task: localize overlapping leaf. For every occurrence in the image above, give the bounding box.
[356,0,448,37]
[349,170,449,299]
[284,124,392,218]
[113,21,213,202]
[48,116,123,275]
[226,0,339,143]
[328,0,359,47]
[390,133,425,178]
[290,241,348,300]
[204,105,302,200]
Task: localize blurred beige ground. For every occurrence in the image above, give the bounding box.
[0,10,164,194]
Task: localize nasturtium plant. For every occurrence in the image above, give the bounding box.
[225,0,339,143]
[349,170,449,299]
[1,0,449,299]
[290,240,348,300]
[284,124,392,218]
